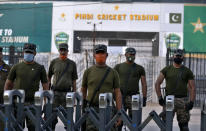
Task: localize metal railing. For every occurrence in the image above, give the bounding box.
[2,89,201,131]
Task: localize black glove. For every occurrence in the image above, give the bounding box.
[185,101,194,111]
[158,96,165,106]
[82,99,87,131]
[49,83,51,89]
[83,99,88,109]
[143,97,147,107]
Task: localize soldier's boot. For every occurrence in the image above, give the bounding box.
[51,108,58,131]
[178,122,189,131]
[52,118,58,131]
[27,126,35,131]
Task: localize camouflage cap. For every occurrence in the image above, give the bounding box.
[94,44,107,53]
[23,43,36,53]
[174,49,184,56]
[59,43,68,50]
[125,47,136,55]
[0,47,2,53]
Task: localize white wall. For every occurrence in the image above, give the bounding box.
[52,2,184,56]
[159,4,184,56]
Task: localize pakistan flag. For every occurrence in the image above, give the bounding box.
[184,6,206,52]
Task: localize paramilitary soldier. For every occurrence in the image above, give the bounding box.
[0,47,10,131]
[4,43,49,131]
[81,44,122,131]
[114,47,147,131]
[155,49,195,131]
[48,43,78,130]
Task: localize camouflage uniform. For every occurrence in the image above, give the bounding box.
[0,59,10,131]
[48,44,78,130]
[174,98,190,123]
[7,44,48,131]
[161,64,194,128]
[162,97,190,124]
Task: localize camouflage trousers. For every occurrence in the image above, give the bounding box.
[86,106,118,131]
[162,97,190,124]
[122,96,133,118]
[52,91,67,130]
[86,106,99,131]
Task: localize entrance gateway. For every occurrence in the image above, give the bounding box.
[73,31,159,57]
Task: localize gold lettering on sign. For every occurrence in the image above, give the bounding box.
[123,14,126,20]
[130,14,159,21]
[142,15,146,20]
[75,13,93,20]
[154,15,159,20]
[75,13,159,21]
[97,14,127,20]
[149,15,153,20]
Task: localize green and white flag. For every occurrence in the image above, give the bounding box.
[184,5,206,52]
[170,13,181,24]
[0,3,52,52]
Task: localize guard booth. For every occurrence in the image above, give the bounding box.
[166,48,206,107]
[2,46,24,66]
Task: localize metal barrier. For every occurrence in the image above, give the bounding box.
[64,92,83,131]
[20,90,54,131]
[34,90,53,131]
[41,92,83,131]
[201,98,206,131]
[2,90,25,131]
[165,95,174,131]
[1,90,54,131]
[75,93,113,131]
[139,95,175,131]
[108,94,142,131]
[1,91,204,131]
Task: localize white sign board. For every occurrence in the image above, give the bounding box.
[52,2,184,55]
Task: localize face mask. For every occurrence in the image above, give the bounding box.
[60,54,68,60]
[174,57,183,64]
[95,53,107,64]
[24,53,34,62]
[126,55,135,62]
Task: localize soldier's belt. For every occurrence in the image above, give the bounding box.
[87,101,99,107]
[166,94,187,98]
[125,92,139,97]
[53,88,71,92]
[174,95,187,98]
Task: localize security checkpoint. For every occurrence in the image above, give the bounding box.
[0,90,205,131]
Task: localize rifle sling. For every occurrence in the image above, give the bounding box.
[52,62,70,90]
[89,67,111,107]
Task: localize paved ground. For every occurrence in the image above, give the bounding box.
[25,102,202,131]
